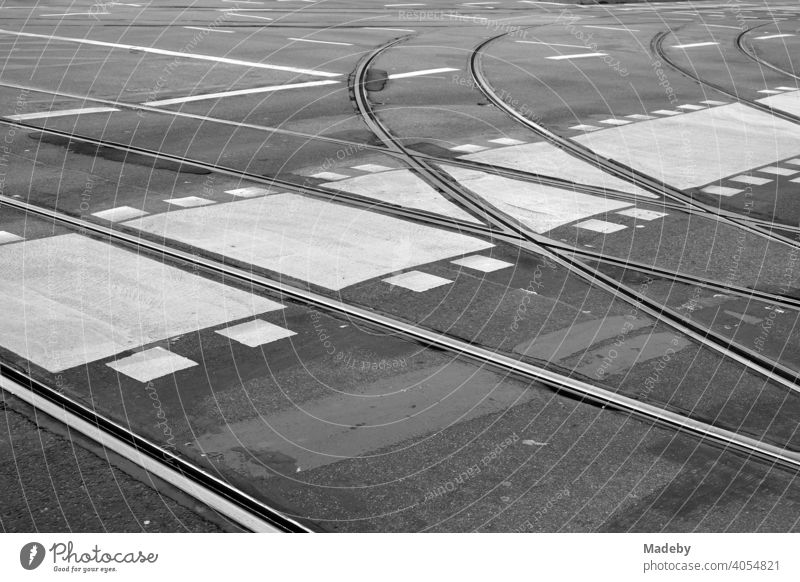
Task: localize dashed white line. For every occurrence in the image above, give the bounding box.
[671,42,719,49]
[583,25,640,32]
[546,52,607,60]
[183,26,234,33]
[7,106,118,120]
[516,40,590,49]
[288,37,353,46]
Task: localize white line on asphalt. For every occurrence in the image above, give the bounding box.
[546,53,607,60]
[288,37,353,46]
[516,40,590,49]
[143,80,339,106]
[387,67,458,79]
[0,29,341,77]
[7,106,118,120]
[583,25,639,31]
[384,3,426,6]
[363,27,416,32]
[704,24,741,29]
[41,12,97,16]
[671,42,719,48]
[221,12,273,21]
[755,33,795,39]
[183,26,234,33]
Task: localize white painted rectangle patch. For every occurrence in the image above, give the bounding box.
[387,67,458,79]
[756,90,800,117]
[7,106,118,121]
[651,109,681,116]
[546,52,607,60]
[0,231,23,244]
[450,144,489,153]
[729,175,773,185]
[671,42,719,48]
[575,219,627,233]
[216,319,296,347]
[311,171,350,181]
[107,347,197,382]
[701,185,743,196]
[599,119,632,126]
[615,208,668,221]
[575,103,800,190]
[489,138,526,146]
[165,196,215,208]
[225,186,271,198]
[569,124,601,131]
[757,165,798,176]
[382,271,452,292]
[0,234,284,372]
[125,194,493,291]
[92,206,148,222]
[351,164,394,173]
[451,255,514,272]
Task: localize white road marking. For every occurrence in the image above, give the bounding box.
[515,40,589,49]
[125,194,493,291]
[758,89,783,94]
[651,109,682,115]
[756,90,800,116]
[7,106,118,121]
[311,171,350,181]
[450,143,488,153]
[699,99,727,105]
[92,206,148,222]
[0,234,283,372]
[701,185,743,196]
[583,25,640,31]
[729,175,772,185]
[387,67,458,79]
[546,52,607,60]
[705,24,742,29]
[616,208,668,221]
[625,114,656,120]
[677,103,705,110]
[383,271,452,292]
[489,138,526,146]
[107,348,197,383]
[288,37,353,46]
[41,12,98,16]
[671,42,719,49]
[785,158,800,166]
[351,164,394,173]
[143,80,340,106]
[791,177,800,184]
[569,124,601,131]
[225,186,272,198]
[776,86,799,91]
[165,196,215,207]
[223,12,273,21]
[0,231,22,245]
[442,165,634,233]
[183,26,234,33]
[451,255,513,272]
[575,219,627,234]
[575,103,800,190]
[363,27,416,32]
[0,29,340,77]
[755,33,795,39]
[456,142,655,197]
[757,165,798,176]
[320,169,482,223]
[216,319,296,347]
[599,118,632,126]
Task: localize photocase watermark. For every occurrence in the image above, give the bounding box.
[144,381,177,453]
[310,311,407,371]
[555,10,628,77]
[398,10,528,39]
[421,433,519,502]
[20,541,159,574]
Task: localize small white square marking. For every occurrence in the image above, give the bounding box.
[728,175,773,185]
[775,86,799,92]
[625,114,656,120]
[165,196,215,208]
[615,208,668,221]
[489,138,526,146]
[757,166,798,176]
[450,144,489,153]
[92,206,149,222]
[699,100,727,106]
[216,319,296,347]
[782,158,800,166]
[575,219,628,233]
[700,185,743,196]
[677,104,705,110]
[451,255,514,272]
[107,347,197,382]
[757,89,783,94]
[351,164,394,173]
[599,118,632,126]
[0,231,23,245]
[651,109,682,116]
[382,270,453,292]
[225,186,271,198]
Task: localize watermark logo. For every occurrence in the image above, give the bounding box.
[20,542,46,570]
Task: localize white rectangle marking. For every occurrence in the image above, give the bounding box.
[615,208,668,221]
[165,196,215,207]
[288,37,353,46]
[107,347,197,383]
[489,138,526,146]
[0,231,23,245]
[92,206,149,222]
[701,185,743,196]
[671,42,719,49]
[546,53,607,60]
[451,255,513,273]
[225,186,272,198]
[383,271,452,292]
[450,144,489,153]
[387,67,458,79]
[216,319,296,347]
[143,80,340,106]
[575,219,628,234]
[728,175,773,185]
[757,166,798,176]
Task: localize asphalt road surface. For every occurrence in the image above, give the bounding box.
[1,0,800,532]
